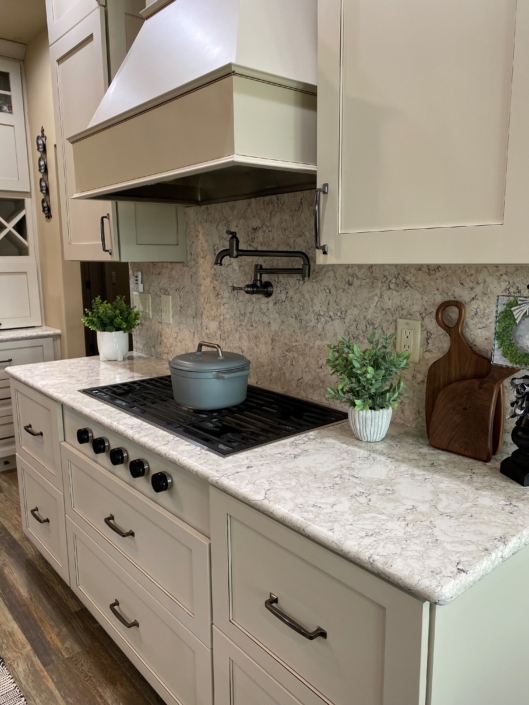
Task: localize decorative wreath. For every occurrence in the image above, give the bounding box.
[496,297,529,367]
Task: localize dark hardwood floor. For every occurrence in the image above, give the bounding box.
[0,469,166,705]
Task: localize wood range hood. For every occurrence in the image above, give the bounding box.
[69,0,317,206]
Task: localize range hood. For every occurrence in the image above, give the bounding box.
[69,0,317,206]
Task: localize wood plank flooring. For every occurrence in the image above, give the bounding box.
[0,469,166,705]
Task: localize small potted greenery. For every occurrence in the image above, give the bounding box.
[82,296,141,362]
[326,331,410,442]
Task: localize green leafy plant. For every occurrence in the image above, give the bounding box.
[82,296,141,334]
[326,331,410,411]
[495,298,529,367]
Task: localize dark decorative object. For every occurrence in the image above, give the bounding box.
[215,229,310,298]
[36,127,51,219]
[36,126,46,153]
[501,376,529,486]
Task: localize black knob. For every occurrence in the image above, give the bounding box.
[110,447,128,466]
[92,437,109,454]
[77,428,93,445]
[129,459,149,479]
[151,472,172,493]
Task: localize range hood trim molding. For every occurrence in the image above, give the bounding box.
[71,154,317,201]
[70,64,316,145]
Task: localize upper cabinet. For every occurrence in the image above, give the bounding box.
[0,58,30,194]
[47,2,186,262]
[317,0,529,264]
[45,0,100,45]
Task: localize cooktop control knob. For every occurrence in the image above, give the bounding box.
[151,471,172,493]
[129,459,149,479]
[76,428,93,445]
[110,447,128,466]
[92,437,110,454]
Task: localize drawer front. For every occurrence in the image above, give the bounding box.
[13,381,63,489]
[0,416,14,441]
[211,489,428,705]
[62,444,211,645]
[0,389,12,416]
[68,519,213,705]
[213,628,326,705]
[63,407,210,537]
[0,338,54,381]
[18,456,69,582]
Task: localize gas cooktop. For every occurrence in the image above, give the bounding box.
[81,376,347,456]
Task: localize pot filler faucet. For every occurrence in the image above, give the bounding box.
[214,230,311,298]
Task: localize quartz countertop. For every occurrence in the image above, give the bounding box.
[7,353,529,606]
[0,326,61,343]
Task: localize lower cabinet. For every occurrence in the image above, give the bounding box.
[210,488,429,705]
[67,518,213,705]
[213,628,327,705]
[17,455,69,583]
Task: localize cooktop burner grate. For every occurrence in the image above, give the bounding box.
[81,376,347,456]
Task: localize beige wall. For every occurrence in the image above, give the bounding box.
[24,28,85,359]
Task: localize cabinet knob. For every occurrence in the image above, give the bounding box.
[151,472,172,493]
[129,459,149,479]
[77,428,93,445]
[110,447,128,466]
[92,437,110,454]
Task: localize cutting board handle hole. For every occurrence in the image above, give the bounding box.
[436,300,466,334]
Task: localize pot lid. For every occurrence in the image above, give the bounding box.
[169,342,250,373]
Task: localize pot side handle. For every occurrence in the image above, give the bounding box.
[214,370,250,380]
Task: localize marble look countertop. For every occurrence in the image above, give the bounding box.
[7,353,529,606]
[0,326,61,343]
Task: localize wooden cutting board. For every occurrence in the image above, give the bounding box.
[429,365,519,462]
[425,300,504,455]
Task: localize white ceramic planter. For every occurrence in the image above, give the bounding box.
[348,407,393,442]
[97,331,129,362]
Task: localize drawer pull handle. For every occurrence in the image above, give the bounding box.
[265,593,327,640]
[24,424,43,437]
[109,599,139,628]
[30,507,50,524]
[0,358,13,364]
[104,514,135,538]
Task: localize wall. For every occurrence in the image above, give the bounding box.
[24,28,85,359]
[131,190,529,447]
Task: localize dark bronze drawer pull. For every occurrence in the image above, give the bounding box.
[104,514,135,538]
[24,424,43,437]
[0,358,13,364]
[30,507,50,524]
[109,599,139,628]
[265,593,327,640]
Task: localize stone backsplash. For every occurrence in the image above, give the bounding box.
[131,190,529,450]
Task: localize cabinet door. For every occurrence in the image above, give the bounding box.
[0,262,42,329]
[0,58,30,193]
[117,202,187,263]
[50,8,117,261]
[318,0,529,264]
[45,0,100,46]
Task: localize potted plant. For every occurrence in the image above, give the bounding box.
[82,296,141,362]
[326,331,410,442]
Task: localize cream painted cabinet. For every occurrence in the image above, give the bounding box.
[45,0,100,46]
[317,0,529,264]
[0,57,30,193]
[49,6,187,262]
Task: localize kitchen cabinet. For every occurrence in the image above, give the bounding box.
[45,0,100,46]
[49,5,187,262]
[317,0,529,264]
[0,57,30,194]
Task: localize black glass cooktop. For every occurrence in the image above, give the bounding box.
[81,376,347,456]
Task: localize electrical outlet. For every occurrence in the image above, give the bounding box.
[133,271,144,293]
[161,295,172,324]
[133,292,151,318]
[396,319,421,363]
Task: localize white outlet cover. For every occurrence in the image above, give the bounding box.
[161,295,172,324]
[397,319,421,363]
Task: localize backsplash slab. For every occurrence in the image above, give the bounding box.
[130,191,529,450]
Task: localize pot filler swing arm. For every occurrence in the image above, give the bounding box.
[214,230,311,298]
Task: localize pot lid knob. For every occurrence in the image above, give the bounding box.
[196,341,224,358]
